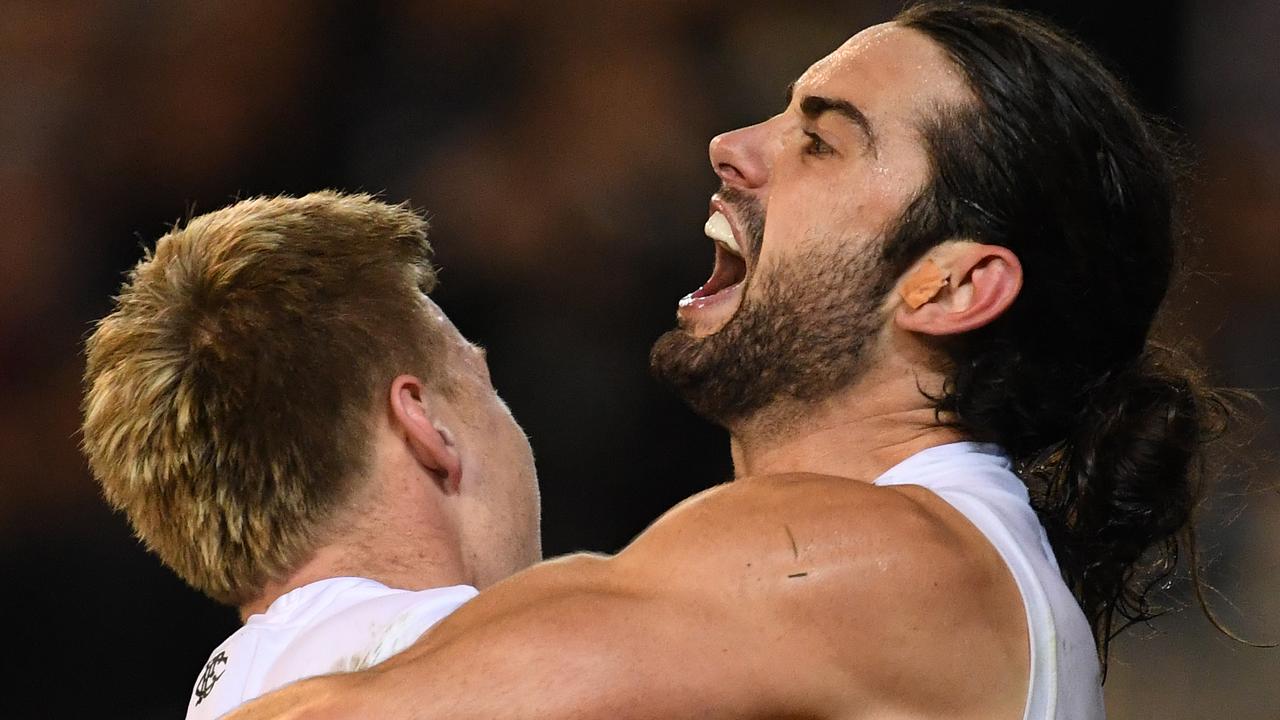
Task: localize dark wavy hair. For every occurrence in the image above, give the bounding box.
[886,2,1241,666]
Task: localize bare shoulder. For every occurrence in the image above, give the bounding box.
[619,473,1001,591]
[616,474,1030,718]
[361,474,1028,720]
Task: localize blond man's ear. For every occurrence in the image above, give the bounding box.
[389,375,462,495]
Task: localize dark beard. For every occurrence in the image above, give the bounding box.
[650,207,894,428]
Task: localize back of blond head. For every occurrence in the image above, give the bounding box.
[82,191,443,605]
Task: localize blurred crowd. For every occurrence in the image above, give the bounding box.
[1,1,1276,716]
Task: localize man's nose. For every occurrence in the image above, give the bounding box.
[709,122,771,189]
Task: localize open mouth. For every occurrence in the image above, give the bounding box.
[677,208,750,335]
[691,211,747,299]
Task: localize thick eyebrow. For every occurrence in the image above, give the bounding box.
[797,93,878,155]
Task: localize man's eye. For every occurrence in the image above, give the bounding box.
[804,131,833,156]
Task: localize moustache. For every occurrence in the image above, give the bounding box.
[716,185,765,258]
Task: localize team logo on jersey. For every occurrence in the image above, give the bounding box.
[193,651,229,706]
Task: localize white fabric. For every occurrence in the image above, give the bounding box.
[874,442,1105,720]
[185,577,477,720]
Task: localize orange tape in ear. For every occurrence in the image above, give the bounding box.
[898,258,950,310]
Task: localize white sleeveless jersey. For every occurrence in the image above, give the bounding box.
[874,442,1105,720]
[185,578,477,720]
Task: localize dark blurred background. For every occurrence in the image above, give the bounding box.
[2,1,1277,717]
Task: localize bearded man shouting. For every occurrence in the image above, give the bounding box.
[227,4,1231,718]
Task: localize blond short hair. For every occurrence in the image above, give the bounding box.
[82,191,444,605]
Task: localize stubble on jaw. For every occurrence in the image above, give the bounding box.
[649,224,895,432]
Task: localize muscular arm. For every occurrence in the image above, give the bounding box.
[225,478,1027,720]
[369,556,832,719]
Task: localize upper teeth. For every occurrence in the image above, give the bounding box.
[704,211,742,256]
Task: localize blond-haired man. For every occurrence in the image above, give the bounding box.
[81,191,541,719]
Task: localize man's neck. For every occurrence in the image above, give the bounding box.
[728,363,964,483]
[237,534,468,622]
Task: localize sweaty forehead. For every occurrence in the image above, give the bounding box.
[796,23,970,119]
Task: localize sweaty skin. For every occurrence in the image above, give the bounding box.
[228,476,1027,720]
[226,23,1030,720]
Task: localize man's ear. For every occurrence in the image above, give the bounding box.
[389,375,462,495]
[894,243,1022,336]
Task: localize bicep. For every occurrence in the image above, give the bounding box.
[369,554,838,720]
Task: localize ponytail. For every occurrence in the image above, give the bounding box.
[936,340,1242,669]
[1021,347,1227,663]
[888,0,1259,667]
